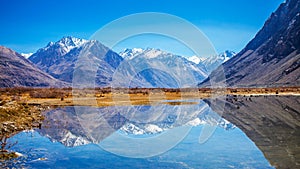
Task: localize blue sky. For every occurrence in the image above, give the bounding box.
[1,0,283,56]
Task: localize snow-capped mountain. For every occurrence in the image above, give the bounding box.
[119,48,208,87]
[119,48,168,60]
[186,55,206,64]
[201,50,236,65]
[35,36,87,56]
[186,50,236,73]
[29,37,126,87]
[28,37,232,88]
[120,48,236,85]
[29,36,88,70]
[201,50,236,73]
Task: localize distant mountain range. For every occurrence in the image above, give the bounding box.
[120,48,236,74]
[200,0,300,87]
[25,37,231,88]
[0,0,298,88]
[0,46,65,87]
[119,48,210,87]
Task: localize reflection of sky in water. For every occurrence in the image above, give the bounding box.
[5,124,273,169]
[4,96,299,168]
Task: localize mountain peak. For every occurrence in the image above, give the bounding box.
[185,51,236,73]
[120,48,170,60]
[29,37,124,86]
[142,48,167,59]
[59,36,87,46]
[119,48,144,59]
[56,36,87,53]
[36,36,88,56]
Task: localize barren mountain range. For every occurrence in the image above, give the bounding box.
[0,0,299,88]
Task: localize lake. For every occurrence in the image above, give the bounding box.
[2,96,299,169]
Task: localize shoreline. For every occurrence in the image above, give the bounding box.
[0,86,299,107]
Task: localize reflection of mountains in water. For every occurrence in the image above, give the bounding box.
[38,102,235,147]
[205,95,300,169]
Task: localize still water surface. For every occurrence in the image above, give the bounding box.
[5,126,272,168]
[3,96,300,169]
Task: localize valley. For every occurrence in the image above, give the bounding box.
[0,0,299,167]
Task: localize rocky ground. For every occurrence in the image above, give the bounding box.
[0,99,46,161]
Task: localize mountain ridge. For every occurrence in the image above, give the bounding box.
[29,37,125,87]
[119,48,208,87]
[200,0,300,87]
[0,46,66,87]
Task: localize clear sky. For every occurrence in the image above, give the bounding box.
[0,0,283,56]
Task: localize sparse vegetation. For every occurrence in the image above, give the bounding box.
[0,97,46,160]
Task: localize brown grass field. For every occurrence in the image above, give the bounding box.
[0,87,299,107]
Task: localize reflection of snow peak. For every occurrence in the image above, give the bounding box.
[120,123,163,135]
[39,103,236,147]
[60,131,90,147]
[185,118,206,126]
[42,129,91,147]
[120,116,236,135]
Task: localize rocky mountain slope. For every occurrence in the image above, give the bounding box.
[0,46,65,87]
[200,0,300,87]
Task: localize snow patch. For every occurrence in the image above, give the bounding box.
[186,55,203,64]
[144,124,163,133]
[186,118,206,126]
[119,48,144,59]
[21,53,33,58]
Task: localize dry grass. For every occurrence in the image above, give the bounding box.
[0,87,299,107]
